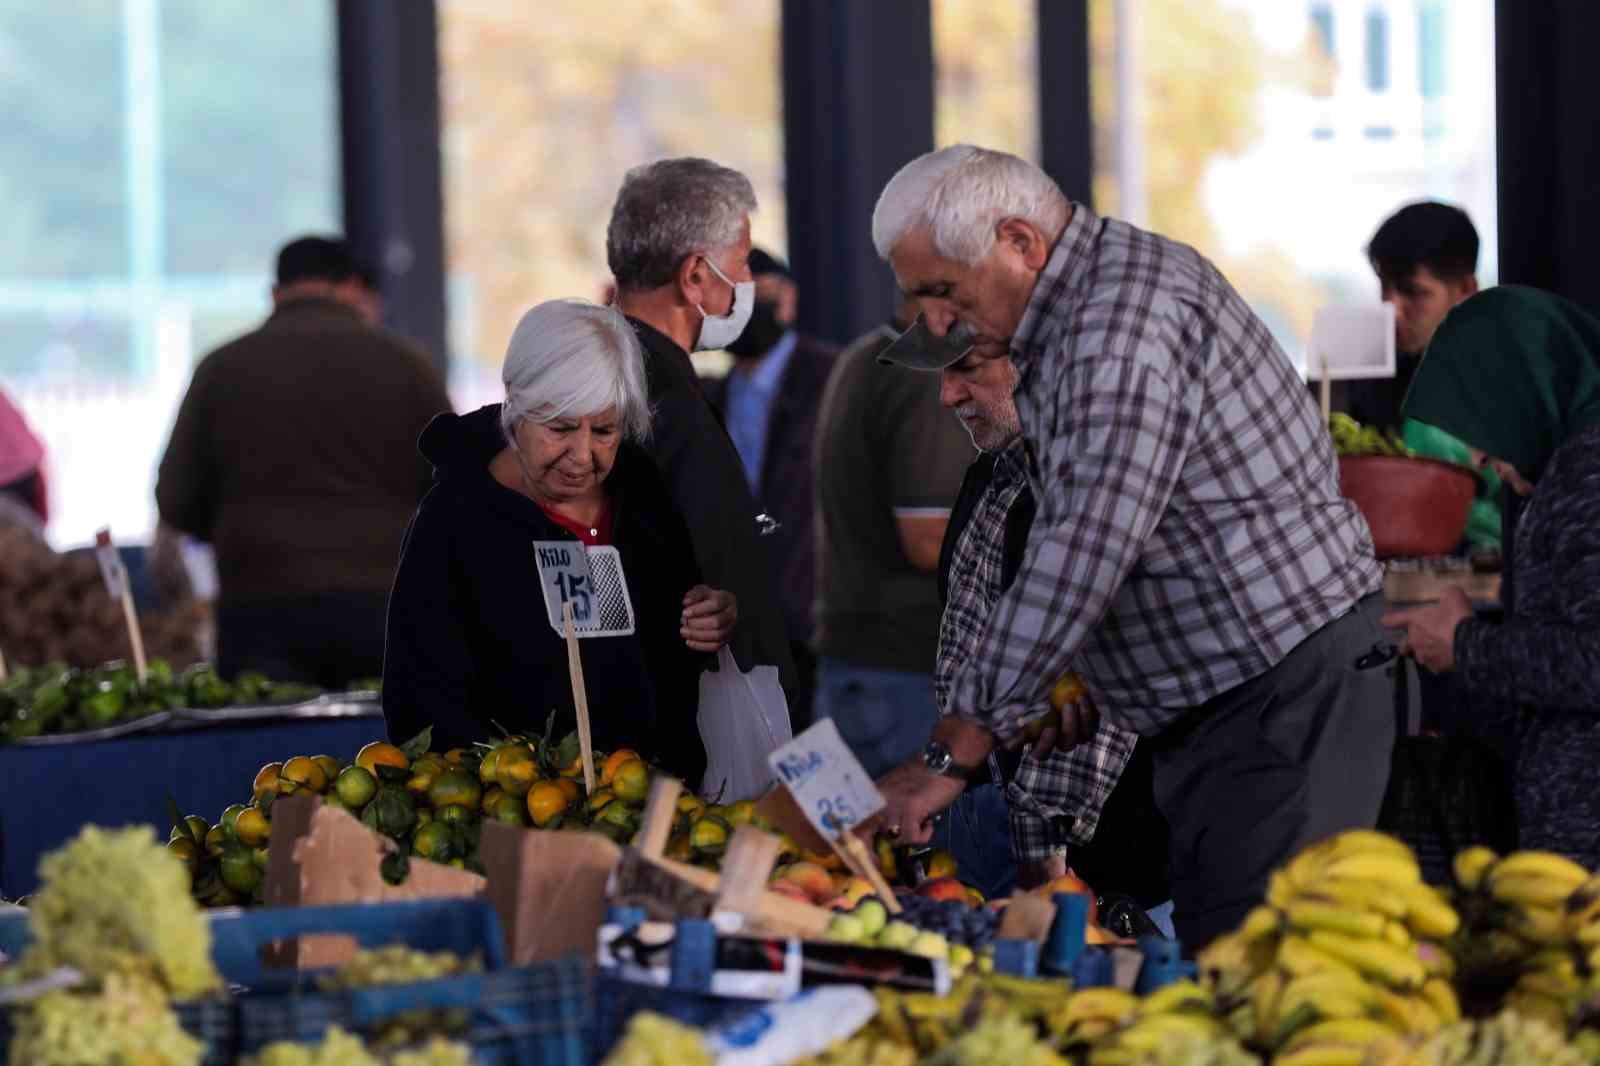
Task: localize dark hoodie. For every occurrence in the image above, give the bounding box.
[382,405,708,783]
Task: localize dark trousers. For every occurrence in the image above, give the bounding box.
[1148,594,1395,951]
[217,590,390,690]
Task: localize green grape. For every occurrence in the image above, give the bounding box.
[602,1012,713,1066]
[20,826,220,999]
[317,946,478,1048]
[8,972,203,1066]
[241,1027,382,1066]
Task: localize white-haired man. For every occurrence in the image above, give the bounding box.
[607,158,798,713]
[870,145,1392,949]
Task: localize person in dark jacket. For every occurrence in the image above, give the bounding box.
[383,300,736,782]
[706,247,838,726]
[1384,286,1600,868]
[157,235,451,687]
[607,158,799,712]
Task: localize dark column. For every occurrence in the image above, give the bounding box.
[782,0,935,345]
[1496,1,1600,312]
[337,0,450,369]
[1037,0,1094,204]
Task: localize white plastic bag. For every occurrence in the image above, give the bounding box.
[697,646,792,802]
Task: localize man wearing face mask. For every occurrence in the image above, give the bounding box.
[706,248,839,725]
[607,158,799,712]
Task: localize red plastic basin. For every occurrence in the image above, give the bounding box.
[1337,455,1477,559]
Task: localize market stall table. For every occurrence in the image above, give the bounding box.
[0,702,387,897]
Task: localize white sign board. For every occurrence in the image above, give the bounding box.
[532,541,636,638]
[767,719,884,839]
[1306,304,1397,382]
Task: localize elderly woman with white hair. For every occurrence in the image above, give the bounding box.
[383,299,735,780]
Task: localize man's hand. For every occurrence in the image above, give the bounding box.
[871,761,967,845]
[1382,587,1473,673]
[1017,854,1067,890]
[1030,694,1100,757]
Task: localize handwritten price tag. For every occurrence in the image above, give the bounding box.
[533,540,595,631]
[767,719,884,839]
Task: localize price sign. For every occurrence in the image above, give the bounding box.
[767,719,884,839]
[93,528,126,599]
[533,540,595,630]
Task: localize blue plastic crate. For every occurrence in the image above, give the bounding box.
[239,955,592,1066]
[0,989,237,1066]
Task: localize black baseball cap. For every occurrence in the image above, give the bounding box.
[875,315,978,371]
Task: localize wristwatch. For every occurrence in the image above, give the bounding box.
[922,740,982,781]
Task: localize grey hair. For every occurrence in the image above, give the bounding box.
[871,145,1070,265]
[606,157,758,291]
[500,299,652,442]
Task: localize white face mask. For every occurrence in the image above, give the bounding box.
[693,255,755,352]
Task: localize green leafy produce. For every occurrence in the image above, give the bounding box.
[1329,412,1415,458]
[18,825,220,999]
[7,972,203,1066]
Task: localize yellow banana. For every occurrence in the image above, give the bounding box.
[1304,929,1427,989]
[1313,876,1410,919]
[1136,979,1211,1016]
[1279,934,1364,980]
[1508,904,1570,947]
[1516,969,1580,1001]
[1059,987,1139,1025]
[1382,920,1413,948]
[1528,948,1579,980]
[1272,1046,1370,1066]
[1249,968,1286,1044]
[1491,873,1583,910]
[1451,846,1499,892]
[1490,850,1591,890]
[1420,978,1461,1025]
[1286,844,1335,892]
[1322,852,1422,889]
[1241,904,1282,943]
[1324,830,1416,863]
[1506,989,1570,1031]
[1278,969,1381,1015]
[1282,1016,1406,1052]
[1416,940,1456,980]
[1267,870,1296,910]
[1378,990,1443,1036]
[1113,1012,1220,1052]
[1285,899,1387,940]
[1396,882,1461,940]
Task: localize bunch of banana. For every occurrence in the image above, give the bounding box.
[1196,832,1464,1062]
[1047,987,1140,1046]
[1084,980,1241,1066]
[789,1035,917,1066]
[923,1014,1070,1066]
[1366,1010,1590,1066]
[1455,848,1590,949]
[867,974,1075,1056]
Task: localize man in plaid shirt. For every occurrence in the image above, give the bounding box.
[930,347,1165,900]
[869,146,1391,947]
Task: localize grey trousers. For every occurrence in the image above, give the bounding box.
[1148,593,1396,951]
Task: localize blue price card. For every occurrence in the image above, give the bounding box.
[767,719,884,838]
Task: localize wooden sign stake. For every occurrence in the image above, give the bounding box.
[119,567,148,685]
[561,602,597,794]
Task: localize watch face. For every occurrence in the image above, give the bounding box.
[923,743,953,773]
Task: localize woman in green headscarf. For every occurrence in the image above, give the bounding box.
[1383,285,1600,866]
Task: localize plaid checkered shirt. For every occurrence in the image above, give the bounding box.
[935,442,1138,862]
[939,203,1382,743]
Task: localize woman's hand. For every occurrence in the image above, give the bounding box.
[681,585,737,652]
[1382,587,1474,673]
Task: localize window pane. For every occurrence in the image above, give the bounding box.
[0,1,340,546]
[438,1,785,395]
[1089,0,1496,373]
[933,0,1039,161]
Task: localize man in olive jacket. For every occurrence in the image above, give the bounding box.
[156,236,451,688]
[607,158,798,709]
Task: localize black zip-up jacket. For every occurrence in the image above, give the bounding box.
[382,405,708,783]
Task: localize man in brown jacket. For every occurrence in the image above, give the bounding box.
[156,236,451,688]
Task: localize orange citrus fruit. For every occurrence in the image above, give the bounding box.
[675,794,707,822]
[411,821,455,862]
[281,755,329,794]
[253,763,283,803]
[234,807,271,847]
[611,758,650,804]
[220,804,248,837]
[478,745,505,786]
[435,803,475,826]
[311,755,341,783]
[170,815,210,844]
[442,747,469,766]
[553,778,581,806]
[926,850,959,879]
[588,788,617,813]
[481,785,505,813]
[526,781,569,828]
[335,765,378,809]
[496,745,541,797]
[204,824,228,857]
[355,741,409,774]
[724,800,754,827]
[490,793,528,826]
[428,768,483,811]
[601,749,640,786]
[166,837,200,872]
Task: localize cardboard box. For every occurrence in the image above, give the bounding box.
[262,795,485,969]
[480,821,621,964]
